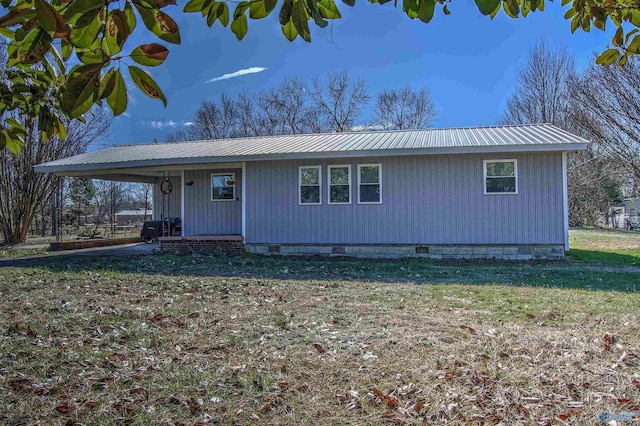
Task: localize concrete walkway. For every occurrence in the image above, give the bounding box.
[0,242,159,267]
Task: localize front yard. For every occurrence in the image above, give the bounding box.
[1,230,639,424]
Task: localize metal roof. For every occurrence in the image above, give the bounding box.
[35,124,588,174]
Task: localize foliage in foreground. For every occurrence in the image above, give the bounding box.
[1,0,640,153]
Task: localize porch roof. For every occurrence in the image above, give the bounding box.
[35,124,587,179]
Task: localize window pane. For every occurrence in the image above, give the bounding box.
[330,185,349,203]
[301,168,319,185]
[213,186,234,199]
[330,167,349,185]
[486,177,516,193]
[300,186,320,203]
[360,166,379,184]
[360,184,380,203]
[486,162,514,177]
[212,175,233,187]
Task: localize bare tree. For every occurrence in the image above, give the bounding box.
[500,41,627,227]
[0,109,110,244]
[501,41,574,126]
[569,58,640,183]
[310,70,370,132]
[255,76,322,135]
[373,87,437,130]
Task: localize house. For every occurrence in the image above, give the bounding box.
[115,209,154,225]
[35,124,588,259]
[608,198,640,229]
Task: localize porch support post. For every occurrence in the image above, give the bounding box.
[241,162,246,239]
[562,152,569,252]
[181,170,185,236]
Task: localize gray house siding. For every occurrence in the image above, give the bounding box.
[183,169,242,235]
[244,153,564,245]
[152,175,181,220]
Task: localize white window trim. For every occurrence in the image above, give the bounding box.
[483,159,518,195]
[299,165,322,205]
[211,172,236,202]
[357,163,382,204]
[328,165,351,205]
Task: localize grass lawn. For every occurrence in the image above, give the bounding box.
[1,230,639,425]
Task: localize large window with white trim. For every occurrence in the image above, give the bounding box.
[299,166,321,205]
[211,173,235,201]
[484,159,517,194]
[328,165,351,204]
[358,164,382,204]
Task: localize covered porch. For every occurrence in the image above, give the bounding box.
[44,161,247,254]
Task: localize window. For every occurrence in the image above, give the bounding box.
[328,165,351,204]
[358,164,382,204]
[484,160,517,194]
[299,166,321,205]
[212,173,235,201]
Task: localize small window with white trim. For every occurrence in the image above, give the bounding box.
[212,173,235,201]
[299,166,321,205]
[484,159,517,194]
[358,164,382,204]
[328,165,351,204]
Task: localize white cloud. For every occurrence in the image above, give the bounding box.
[141,120,193,129]
[205,67,268,83]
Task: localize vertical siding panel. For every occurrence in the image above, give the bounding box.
[239,153,563,245]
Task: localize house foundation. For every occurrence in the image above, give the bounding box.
[245,244,566,260]
[159,236,244,255]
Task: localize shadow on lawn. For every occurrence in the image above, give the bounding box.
[1,251,640,293]
[568,249,640,266]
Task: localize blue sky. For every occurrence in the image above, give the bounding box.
[101,1,613,148]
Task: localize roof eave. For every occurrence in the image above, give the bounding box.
[34,142,588,174]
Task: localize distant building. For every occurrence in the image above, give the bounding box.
[609,198,640,229]
[115,209,153,225]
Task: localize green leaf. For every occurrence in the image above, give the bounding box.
[282,18,297,41]
[613,25,623,46]
[403,0,419,18]
[77,48,106,64]
[561,0,570,5]
[70,12,101,48]
[291,0,311,41]
[0,9,36,28]
[231,13,248,40]
[630,9,640,27]
[595,48,619,66]
[503,0,519,18]
[17,28,51,64]
[234,1,251,19]
[99,67,116,99]
[35,0,58,32]
[128,65,167,106]
[184,0,206,13]
[250,0,277,19]
[62,64,102,118]
[628,34,640,54]
[130,43,169,66]
[474,0,500,16]
[63,0,104,24]
[341,0,355,6]
[104,10,130,56]
[61,40,72,60]
[570,15,580,33]
[134,3,181,44]
[279,0,293,24]
[219,2,229,26]
[124,2,137,33]
[4,131,25,155]
[417,0,435,23]
[107,69,127,115]
[317,0,341,19]
[563,7,576,19]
